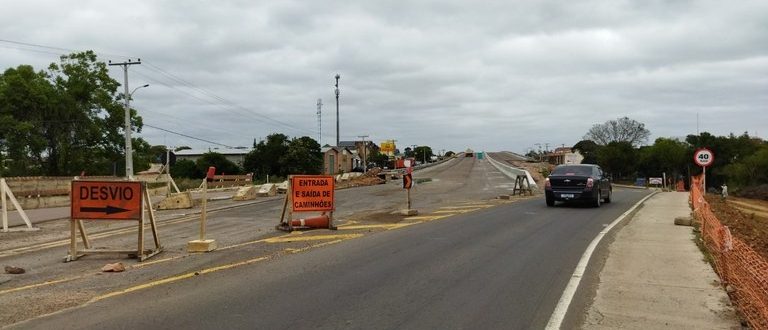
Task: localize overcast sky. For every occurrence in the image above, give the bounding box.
[1,0,766,154]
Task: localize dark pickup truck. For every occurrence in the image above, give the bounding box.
[545,164,612,207]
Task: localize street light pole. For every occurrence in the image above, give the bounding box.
[123,83,149,178]
[335,74,340,147]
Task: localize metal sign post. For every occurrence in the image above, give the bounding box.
[694,148,714,192]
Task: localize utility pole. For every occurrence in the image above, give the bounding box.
[334,74,340,147]
[535,143,543,162]
[317,98,322,145]
[109,59,142,179]
[358,135,369,172]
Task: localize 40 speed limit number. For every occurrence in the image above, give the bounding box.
[694,148,714,167]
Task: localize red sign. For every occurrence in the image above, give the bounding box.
[291,175,335,212]
[71,181,143,220]
[694,148,714,167]
[403,173,413,189]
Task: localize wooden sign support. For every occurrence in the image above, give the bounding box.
[66,181,162,262]
[277,175,335,232]
[512,175,533,196]
[1,178,39,232]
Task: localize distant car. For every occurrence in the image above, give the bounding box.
[545,164,612,207]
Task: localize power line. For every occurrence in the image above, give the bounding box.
[0,38,317,136]
[143,124,234,148]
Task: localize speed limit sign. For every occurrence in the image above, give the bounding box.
[694,148,714,167]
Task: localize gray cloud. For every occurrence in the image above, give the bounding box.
[1,0,766,152]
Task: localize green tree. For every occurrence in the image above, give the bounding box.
[637,138,688,179]
[367,149,390,168]
[572,140,600,164]
[725,145,768,187]
[413,146,434,163]
[0,51,143,176]
[282,136,322,175]
[244,133,290,179]
[686,132,761,188]
[171,159,200,178]
[444,151,455,157]
[584,117,650,147]
[597,141,636,178]
[196,152,242,175]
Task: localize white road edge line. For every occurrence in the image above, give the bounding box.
[545,191,657,330]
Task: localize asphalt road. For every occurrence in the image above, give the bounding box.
[14,188,650,330]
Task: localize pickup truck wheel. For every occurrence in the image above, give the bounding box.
[593,190,602,207]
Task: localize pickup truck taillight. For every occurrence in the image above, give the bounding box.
[545,178,551,189]
[586,177,594,190]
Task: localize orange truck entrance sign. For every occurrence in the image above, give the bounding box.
[71,181,143,220]
[291,175,335,212]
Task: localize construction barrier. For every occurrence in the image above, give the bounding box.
[276,175,335,231]
[691,175,768,329]
[206,173,253,189]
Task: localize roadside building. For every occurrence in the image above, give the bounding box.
[338,140,379,169]
[174,148,251,167]
[545,147,584,165]
[322,146,355,175]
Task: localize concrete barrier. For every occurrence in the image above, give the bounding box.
[486,154,539,190]
[257,184,277,197]
[276,181,288,194]
[156,192,193,210]
[233,186,257,201]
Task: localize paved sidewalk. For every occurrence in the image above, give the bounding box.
[583,192,740,329]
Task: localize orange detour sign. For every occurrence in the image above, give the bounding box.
[278,175,336,231]
[291,175,335,212]
[67,180,162,262]
[71,181,142,220]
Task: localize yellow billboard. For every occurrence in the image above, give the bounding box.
[380,140,396,156]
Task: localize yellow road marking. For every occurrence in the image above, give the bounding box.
[285,240,343,254]
[404,215,449,221]
[433,209,478,214]
[0,276,84,295]
[92,256,271,302]
[263,234,363,243]
[130,256,183,269]
[438,205,491,210]
[338,223,415,230]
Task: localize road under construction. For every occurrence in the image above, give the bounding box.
[0,154,737,329]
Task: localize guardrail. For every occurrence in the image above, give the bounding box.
[485,154,539,190]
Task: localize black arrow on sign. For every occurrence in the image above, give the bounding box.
[80,205,131,215]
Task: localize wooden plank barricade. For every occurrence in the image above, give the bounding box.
[277,175,336,232]
[66,180,162,262]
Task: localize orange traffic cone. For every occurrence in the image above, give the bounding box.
[291,214,330,228]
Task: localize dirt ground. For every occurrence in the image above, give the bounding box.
[705,194,768,260]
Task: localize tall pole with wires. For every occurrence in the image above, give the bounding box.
[109,59,142,179]
[317,99,322,145]
[358,135,369,173]
[335,74,340,147]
